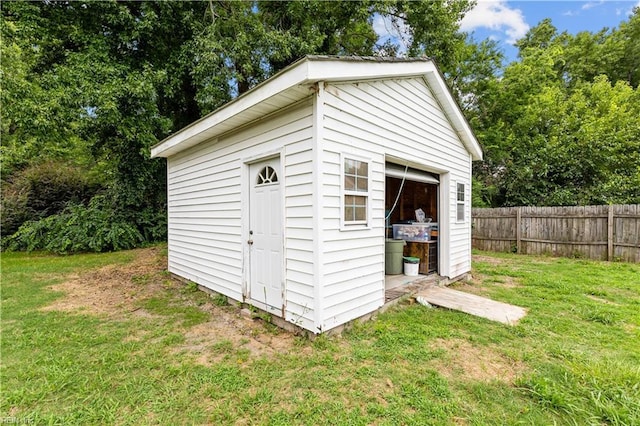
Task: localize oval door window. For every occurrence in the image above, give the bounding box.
[256,166,278,185]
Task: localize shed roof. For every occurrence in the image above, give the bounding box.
[151,55,482,160]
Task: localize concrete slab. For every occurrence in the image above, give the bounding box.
[385,274,438,291]
[385,274,440,305]
[386,274,419,290]
[416,287,527,325]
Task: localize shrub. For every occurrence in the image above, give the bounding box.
[0,161,101,236]
[3,196,145,254]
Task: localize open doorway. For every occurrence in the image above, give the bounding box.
[385,163,439,276]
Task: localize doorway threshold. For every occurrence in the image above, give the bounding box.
[384,274,439,303]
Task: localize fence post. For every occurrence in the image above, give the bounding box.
[516,207,522,254]
[608,204,614,261]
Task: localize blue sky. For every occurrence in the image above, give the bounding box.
[459,0,639,62]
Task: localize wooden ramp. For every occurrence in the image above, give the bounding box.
[416,287,527,325]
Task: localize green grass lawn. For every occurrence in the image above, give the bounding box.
[2,247,639,425]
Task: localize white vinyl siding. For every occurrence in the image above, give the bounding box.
[449,164,472,276]
[167,99,317,330]
[164,71,475,334]
[283,139,316,331]
[318,77,473,328]
[317,139,386,330]
[167,151,243,300]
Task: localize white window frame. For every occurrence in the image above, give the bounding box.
[341,153,371,229]
[456,182,466,222]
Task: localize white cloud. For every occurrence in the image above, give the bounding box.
[582,1,605,11]
[372,14,391,39]
[372,13,411,55]
[621,0,639,16]
[460,0,530,44]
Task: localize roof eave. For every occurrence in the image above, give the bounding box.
[151,57,313,158]
[151,56,483,161]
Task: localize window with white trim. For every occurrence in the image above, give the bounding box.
[343,157,369,225]
[456,182,465,222]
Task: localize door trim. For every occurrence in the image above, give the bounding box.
[241,152,285,315]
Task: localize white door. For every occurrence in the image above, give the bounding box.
[248,158,283,314]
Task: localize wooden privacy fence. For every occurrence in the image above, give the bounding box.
[472,204,640,262]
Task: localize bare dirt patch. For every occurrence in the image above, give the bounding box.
[430,338,527,384]
[460,270,521,296]
[472,255,506,266]
[42,246,167,317]
[173,313,308,365]
[499,275,521,288]
[450,280,488,296]
[586,295,620,306]
[42,247,302,361]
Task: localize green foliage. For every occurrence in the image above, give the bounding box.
[3,0,638,249]
[472,9,640,207]
[191,0,474,110]
[182,281,198,293]
[0,5,90,174]
[500,77,640,206]
[2,0,478,253]
[378,0,473,72]
[212,293,229,307]
[3,196,145,254]
[2,1,182,251]
[1,161,102,236]
[0,0,476,252]
[471,176,494,208]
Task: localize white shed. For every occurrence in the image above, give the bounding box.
[151,56,482,334]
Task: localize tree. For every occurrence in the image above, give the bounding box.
[1,4,93,174]
[2,0,477,251]
[471,15,640,207]
[604,7,640,88]
[191,0,474,111]
[2,1,206,250]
